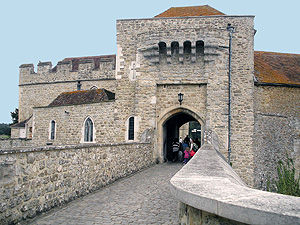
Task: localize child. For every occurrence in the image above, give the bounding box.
[183,147,191,164]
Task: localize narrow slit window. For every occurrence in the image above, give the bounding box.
[128,117,134,140]
[50,120,55,140]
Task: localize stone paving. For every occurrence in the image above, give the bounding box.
[23,162,183,225]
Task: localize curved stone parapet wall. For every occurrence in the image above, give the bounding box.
[0,142,153,224]
[170,144,300,225]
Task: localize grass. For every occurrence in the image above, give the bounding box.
[0,134,10,139]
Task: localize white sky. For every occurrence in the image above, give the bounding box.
[1,0,299,123]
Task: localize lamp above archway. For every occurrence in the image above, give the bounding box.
[178,93,184,105]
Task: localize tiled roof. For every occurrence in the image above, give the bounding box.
[48,89,115,107]
[254,51,300,85]
[51,55,116,72]
[154,5,225,18]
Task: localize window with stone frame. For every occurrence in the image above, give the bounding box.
[128,117,134,141]
[50,120,55,140]
[84,118,94,142]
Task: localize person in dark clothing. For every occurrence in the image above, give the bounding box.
[184,135,190,146]
[172,138,180,162]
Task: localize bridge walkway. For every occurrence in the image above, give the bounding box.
[24,162,182,225]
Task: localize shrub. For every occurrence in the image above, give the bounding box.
[267,155,300,197]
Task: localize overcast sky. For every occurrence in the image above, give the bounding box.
[1,0,299,123]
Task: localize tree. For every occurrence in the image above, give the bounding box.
[10,108,18,124]
[0,123,11,136]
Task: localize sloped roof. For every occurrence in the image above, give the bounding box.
[254,51,300,85]
[48,89,115,107]
[154,5,225,18]
[51,55,116,72]
[10,116,32,128]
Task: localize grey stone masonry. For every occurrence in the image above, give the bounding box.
[0,142,154,224]
[116,15,255,185]
[253,85,300,189]
[18,57,116,122]
[32,101,116,146]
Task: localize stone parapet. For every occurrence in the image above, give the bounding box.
[0,139,32,150]
[170,144,300,225]
[19,57,116,86]
[0,142,154,224]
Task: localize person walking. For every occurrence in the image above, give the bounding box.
[183,146,191,164]
[172,138,180,162]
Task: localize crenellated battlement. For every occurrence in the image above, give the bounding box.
[19,63,35,73]
[19,55,116,85]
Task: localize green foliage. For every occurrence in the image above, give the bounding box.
[10,108,18,124]
[267,155,300,197]
[0,134,10,139]
[0,123,11,136]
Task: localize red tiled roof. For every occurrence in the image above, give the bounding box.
[254,51,300,85]
[48,89,115,107]
[51,55,116,72]
[154,5,225,18]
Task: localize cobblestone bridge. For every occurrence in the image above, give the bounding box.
[22,163,182,225]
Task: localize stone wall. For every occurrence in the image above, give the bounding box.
[156,84,207,123]
[179,203,245,225]
[0,139,32,150]
[253,85,300,189]
[32,101,116,146]
[19,79,116,123]
[0,142,154,224]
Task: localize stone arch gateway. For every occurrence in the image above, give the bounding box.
[156,107,205,162]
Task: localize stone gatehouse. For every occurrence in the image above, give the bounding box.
[9,5,300,187]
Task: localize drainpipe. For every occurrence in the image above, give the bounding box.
[227,23,235,165]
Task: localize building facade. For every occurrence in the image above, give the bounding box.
[11,6,300,187]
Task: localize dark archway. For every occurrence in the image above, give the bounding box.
[163,112,201,161]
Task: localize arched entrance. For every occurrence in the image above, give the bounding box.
[157,107,204,162]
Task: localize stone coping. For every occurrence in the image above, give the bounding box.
[0,142,150,155]
[170,144,300,225]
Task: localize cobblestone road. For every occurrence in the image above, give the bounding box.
[24,162,182,225]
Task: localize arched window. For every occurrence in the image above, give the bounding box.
[158,42,167,64]
[183,41,192,62]
[196,40,204,62]
[90,85,98,90]
[50,120,55,140]
[171,41,179,63]
[128,117,134,140]
[84,118,93,142]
